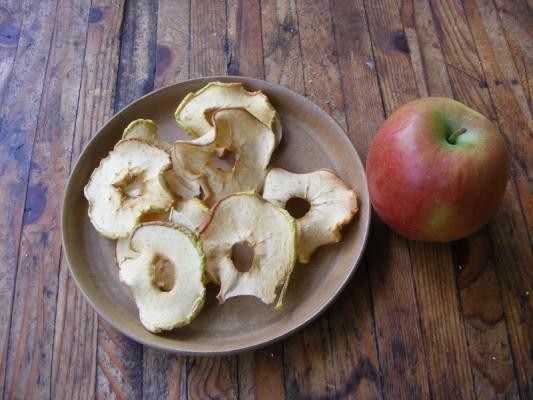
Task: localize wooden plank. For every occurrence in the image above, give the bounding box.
[328,1,388,398]
[143,351,186,399]
[359,2,430,398]
[187,356,238,399]
[154,0,190,86]
[114,0,158,109]
[493,0,533,114]
[397,1,522,398]
[328,0,385,160]
[2,0,92,398]
[52,259,98,399]
[399,0,453,99]
[94,0,160,397]
[237,344,286,400]
[226,0,264,78]
[294,0,346,130]
[51,1,126,398]
[189,0,227,78]
[261,0,304,94]
[452,231,520,398]
[143,1,190,396]
[0,0,59,396]
[0,0,23,101]
[466,0,533,236]
[364,223,431,399]
[462,1,533,395]
[428,0,533,397]
[363,0,480,398]
[280,1,338,398]
[327,265,382,399]
[283,318,336,398]
[96,320,143,400]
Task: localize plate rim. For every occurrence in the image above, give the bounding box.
[61,75,371,355]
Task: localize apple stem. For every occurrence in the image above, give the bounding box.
[448,128,467,144]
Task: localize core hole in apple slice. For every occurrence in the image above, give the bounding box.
[285,197,311,219]
[231,241,255,272]
[209,150,236,172]
[151,254,176,292]
[112,168,146,199]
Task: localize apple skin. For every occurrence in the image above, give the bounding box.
[366,97,510,242]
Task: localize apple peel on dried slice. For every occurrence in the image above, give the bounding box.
[162,169,203,200]
[263,168,358,264]
[115,210,171,267]
[172,108,275,207]
[170,198,209,234]
[200,193,297,309]
[174,81,282,146]
[84,139,174,239]
[122,119,172,152]
[119,222,206,332]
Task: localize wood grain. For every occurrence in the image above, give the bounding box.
[276,1,345,398]
[1,0,532,397]
[398,2,522,398]
[0,0,22,102]
[187,356,238,399]
[154,0,190,86]
[94,0,160,398]
[493,0,532,115]
[453,231,520,398]
[0,0,59,396]
[226,0,264,78]
[3,0,91,398]
[328,3,390,397]
[362,1,431,398]
[114,0,158,110]
[466,0,533,237]
[428,1,533,397]
[189,0,227,78]
[368,1,500,398]
[400,1,524,398]
[261,0,304,94]
[52,1,126,398]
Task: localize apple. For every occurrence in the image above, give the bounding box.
[366,97,510,242]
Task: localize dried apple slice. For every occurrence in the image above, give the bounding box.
[162,169,203,199]
[200,193,297,308]
[170,198,208,234]
[172,108,275,207]
[116,237,138,266]
[115,211,171,267]
[263,168,358,264]
[119,222,206,332]
[174,81,282,146]
[84,139,174,239]
[122,119,171,152]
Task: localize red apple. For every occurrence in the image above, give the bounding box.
[366,97,510,242]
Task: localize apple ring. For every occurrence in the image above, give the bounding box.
[200,193,297,308]
[119,222,206,332]
[263,168,358,263]
[84,139,174,239]
[172,108,275,207]
[175,81,282,146]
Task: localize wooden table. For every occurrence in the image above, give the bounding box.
[1,0,531,398]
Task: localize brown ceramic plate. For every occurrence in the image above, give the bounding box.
[62,76,370,355]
